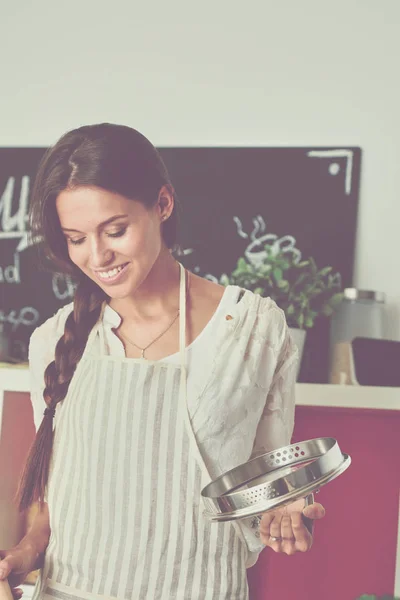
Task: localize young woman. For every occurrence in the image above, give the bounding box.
[0,123,325,600]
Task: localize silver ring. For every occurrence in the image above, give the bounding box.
[270,535,281,542]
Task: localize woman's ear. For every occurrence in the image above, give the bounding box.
[157,184,175,221]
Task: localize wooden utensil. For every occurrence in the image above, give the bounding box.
[0,580,14,600]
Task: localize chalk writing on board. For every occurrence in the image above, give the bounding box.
[52,273,76,301]
[0,252,20,283]
[234,215,301,269]
[0,306,40,331]
[185,215,303,282]
[307,150,354,195]
[233,216,249,239]
[0,176,32,252]
[329,163,340,176]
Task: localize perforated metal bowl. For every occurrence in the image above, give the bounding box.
[201,437,350,522]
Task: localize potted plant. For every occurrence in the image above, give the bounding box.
[221,241,343,375]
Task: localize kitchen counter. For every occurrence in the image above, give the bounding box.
[1,363,399,410]
[1,364,399,598]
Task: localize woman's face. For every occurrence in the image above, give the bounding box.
[56,186,167,299]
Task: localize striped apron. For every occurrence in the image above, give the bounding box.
[32,264,249,600]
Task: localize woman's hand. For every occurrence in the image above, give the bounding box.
[259,496,326,555]
[0,545,39,600]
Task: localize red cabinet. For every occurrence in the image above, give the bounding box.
[248,404,400,600]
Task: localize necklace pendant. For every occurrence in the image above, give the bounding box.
[141,348,145,359]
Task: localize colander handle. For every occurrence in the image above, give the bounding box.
[302,492,315,535]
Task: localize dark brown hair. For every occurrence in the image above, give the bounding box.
[16,123,179,513]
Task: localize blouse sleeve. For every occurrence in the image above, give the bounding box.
[29,327,50,433]
[29,303,73,433]
[236,311,299,568]
[250,324,298,456]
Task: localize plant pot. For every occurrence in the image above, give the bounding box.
[289,327,307,379]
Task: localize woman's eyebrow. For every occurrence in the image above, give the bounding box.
[61,214,129,233]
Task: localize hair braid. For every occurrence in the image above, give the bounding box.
[16,122,180,514]
[15,279,106,513]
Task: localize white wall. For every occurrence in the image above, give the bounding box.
[1,0,400,336]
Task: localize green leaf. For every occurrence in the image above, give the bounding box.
[237,257,249,272]
[321,305,333,317]
[273,268,283,282]
[329,292,344,306]
[219,273,230,286]
[304,315,314,328]
[319,266,333,275]
[280,260,291,270]
[277,279,289,290]
[309,257,317,276]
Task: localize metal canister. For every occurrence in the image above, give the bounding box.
[329,289,386,384]
[331,289,386,343]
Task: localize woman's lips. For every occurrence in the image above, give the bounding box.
[93,262,129,285]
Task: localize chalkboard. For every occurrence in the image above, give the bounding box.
[0,147,361,382]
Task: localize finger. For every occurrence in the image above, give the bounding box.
[302,502,325,520]
[0,558,11,579]
[262,512,284,552]
[291,510,312,552]
[269,512,284,540]
[302,513,314,536]
[259,511,276,544]
[259,511,282,549]
[281,537,297,555]
[281,514,295,541]
[268,539,282,552]
[259,510,275,534]
[280,515,297,555]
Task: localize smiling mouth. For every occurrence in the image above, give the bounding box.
[94,263,129,280]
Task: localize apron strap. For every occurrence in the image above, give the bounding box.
[178,262,186,372]
[177,267,248,558]
[178,262,188,418]
[97,303,107,354]
[177,262,213,484]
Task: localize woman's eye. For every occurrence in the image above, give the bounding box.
[107,227,127,238]
[65,227,127,245]
[68,237,85,246]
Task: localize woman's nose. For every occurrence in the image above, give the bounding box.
[89,237,114,268]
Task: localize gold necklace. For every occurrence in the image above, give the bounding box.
[119,268,189,360]
[120,311,180,359]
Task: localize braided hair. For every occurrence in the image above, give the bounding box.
[16,123,179,513]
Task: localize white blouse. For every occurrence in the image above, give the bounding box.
[28,285,298,567]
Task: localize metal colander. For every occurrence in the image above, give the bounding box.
[201,437,350,522]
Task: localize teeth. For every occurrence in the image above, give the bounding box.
[97,264,125,279]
